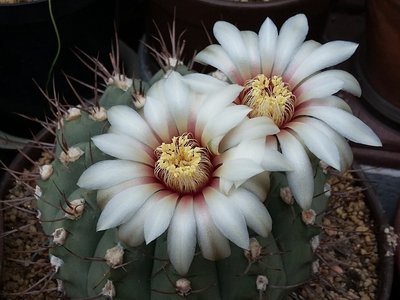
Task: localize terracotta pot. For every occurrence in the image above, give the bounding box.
[356,0,400,124]
[353,163,394,299]
[146,0,331,68]
[394,198,400,297]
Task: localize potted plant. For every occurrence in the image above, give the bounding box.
[0,13,396,299]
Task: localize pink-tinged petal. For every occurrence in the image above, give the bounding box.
[213,21,252,81]
[230,188,272,237]
[163,72,191,134]
[295,106,382,146]
[167,196,196,275]
[144,193,178,244]
[298,117,353,170]
[195,44,243,83]
[219,117,279,152]
[214,158,264,183]
[284,40,320,82]
[195,84,243,139]
[144,95,178,141]
[97,182,164,231]
[289,41,358,87]
[117,190,171,247]
[201,105,252,154]
[241,171,270,202]
[272,14,309,76]
[241,30,261,77]
[107,105,159,148]
[294,75,344,105]
[193,195,231,260]
[297,96,352,113]
[286,121,341,170]
[183,73,229,94]
[259,17,278,76]
[78,160,153,190]
[203,187,249,249]
[92,133,154,164]
[277,131,314,209]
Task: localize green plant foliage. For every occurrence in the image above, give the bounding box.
[35,67,329,300]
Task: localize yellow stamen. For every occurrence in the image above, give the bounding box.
[240,74,295,127]
[154,133,212,194]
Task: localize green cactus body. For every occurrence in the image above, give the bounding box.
[36,72,329,300]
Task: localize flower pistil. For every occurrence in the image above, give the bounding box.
[240,74,295,127]
[154,133,212,194]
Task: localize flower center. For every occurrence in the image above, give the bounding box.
[154,133,212,194]
[240,74,295,127]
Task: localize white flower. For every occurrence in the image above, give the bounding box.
[194,13,381,210]
[78,71,290,275]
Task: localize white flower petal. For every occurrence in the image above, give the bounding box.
[298,117,353,170]
[117,190,171,247]
[295,70,361,104]
[218,177,234,195]
[195,84,243,138]
[284,40,321,81]
[286,121,341,170]
[295,106,382,146]
[294,75,344,104]
[203,187,249,249]
[219,117,279,152]
[163,72,191,134]
[289,41,359,86]
[92,133,154,163]
[241,171,270,201]
[214,158,264,183]
[323,70,362,97]
[107,106,159,148]
[230,188,272,237]
[241,30,261,77]
[202,105,252,153]
[277,131,314,209]
[97,183,163,231]
[183,73,229,93]
[259,17,278,76]
[144,193,178,244]
[298,96,352,113]
[261,148,293,172]
[167,196,196,275]
[78,160,153,190]
[195,44,243,83]
[214,21,251,81]
[193,195,231,260]
[143,95,178,141]
[272,14,308,76]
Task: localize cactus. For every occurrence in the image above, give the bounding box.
[35,60,329,299]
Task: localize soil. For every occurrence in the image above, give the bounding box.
[0,155,393,299]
